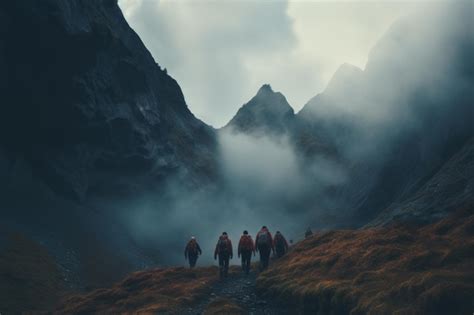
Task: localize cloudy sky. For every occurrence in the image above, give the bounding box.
[118,0,419,127]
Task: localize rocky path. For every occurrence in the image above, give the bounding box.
[181,268,290,315]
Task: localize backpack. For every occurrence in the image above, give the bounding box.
[257,231,269,247]
[240,235,253,251]
[218,237,229,254]
[188,241,198,255]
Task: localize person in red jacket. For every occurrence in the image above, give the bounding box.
[214,232,233,278]
[273,231,289,258]
[255,226,274,271]
[238,230,255,274]
[184,236,202,268]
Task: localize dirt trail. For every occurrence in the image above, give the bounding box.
[181,268,290,315]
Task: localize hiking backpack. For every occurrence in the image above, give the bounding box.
[241,235,253,251]
[188,241,198,255]
[257,231,269,247]
[218,237,229,254]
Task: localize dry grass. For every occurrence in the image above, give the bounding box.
[0,233,64,314]
[257,207,474,314]
[57,266,220,314]
[204,297,246,315]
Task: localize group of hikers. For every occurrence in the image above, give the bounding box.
[184,226,290,278]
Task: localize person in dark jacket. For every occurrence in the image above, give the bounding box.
[184,236,202,268]
[255,226,274,271]
[214,232,233,278]
[305,227,313,239]
[238,230,255,274]
[273,231,289,258]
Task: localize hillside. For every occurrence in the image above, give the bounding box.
[257,207,474,314]
[57,267,219,314]
[55,208,473,314]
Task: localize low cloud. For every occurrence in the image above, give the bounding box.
[118,0,414,127]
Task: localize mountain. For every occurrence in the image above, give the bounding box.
[0,0,217,299]
[299,63,364,120]
[224,84,294,136]
[297,5,473,225]
[1,1,473,313]
[0,0,216,201]
[222,4,473,227]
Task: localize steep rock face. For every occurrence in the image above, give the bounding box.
[0,0,217,291]
[0,0,216,201]
[370,136,474,225]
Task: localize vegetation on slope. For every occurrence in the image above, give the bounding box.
[257,207,474,314]
[57,267,220,314]
[56,208,473,314]
[204,297,246,315]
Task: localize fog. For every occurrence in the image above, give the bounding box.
[117,129,347,265]
[113,2,472,266]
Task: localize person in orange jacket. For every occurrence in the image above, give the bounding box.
[255,226,274,271]
[184,236,202,268]
[238,230,255,274]
[214,232,233,278]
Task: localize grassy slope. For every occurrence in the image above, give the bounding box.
[56,208,473,314]
[257,207,474,314]
[204,297,246,315]
[57,267,220,314]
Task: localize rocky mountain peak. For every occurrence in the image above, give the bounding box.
[224,84,294,135]
[256,83,274,95]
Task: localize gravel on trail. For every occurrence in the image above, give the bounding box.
[181,268,291,315]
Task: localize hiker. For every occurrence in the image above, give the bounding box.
[305,227,313,239]
[214,232,233,278]
[184,236,202,268]
[255,226,274,271]
[273,231,289,258]
[238,230,255,274]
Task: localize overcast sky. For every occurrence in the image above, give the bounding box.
[118,0,419,127]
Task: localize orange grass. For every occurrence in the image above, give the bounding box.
[204,297,246,315]
[57,266,220,314]
[257,207,474,314]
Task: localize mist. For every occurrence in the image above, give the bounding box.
[115,128,346,265]
[112,2,472,266]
